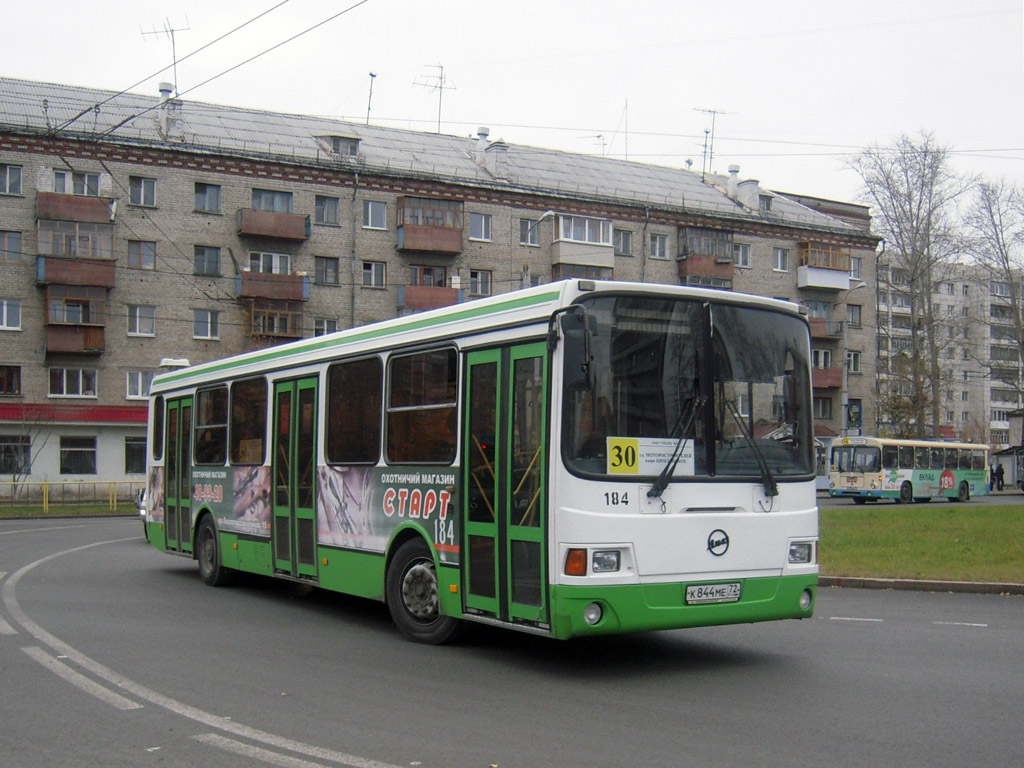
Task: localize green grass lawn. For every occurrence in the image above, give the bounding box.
[0,504,137,519]
[820,504,1024,583]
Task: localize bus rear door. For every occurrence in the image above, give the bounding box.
[463,343,548,627]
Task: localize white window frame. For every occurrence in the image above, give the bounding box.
[249,251,290,275]
[469,212,492,242]
[773,247,789,272]
[362,261,386,287]
[558,215,612,246]
[129,176,156,207]
[313,318,339,336]
[126,371,155,399]
[649,233,668,260]
[0,298,21,330]
[469,269,492,296]
[54,170,99,196]
[127,304,156,336]
[193,309,220,340]
[49,368,97,398]
[614,229,633,257]
[733,243,751,268]
[519,218,539,246]
[362,200,387,230]
[251,188,293,213]
[847,351,861,373]
[1,164,22,195]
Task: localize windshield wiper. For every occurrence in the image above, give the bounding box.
[724,399,778,498]
[647,396,706,499]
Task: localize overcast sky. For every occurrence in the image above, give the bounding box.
[6,0,1023,204]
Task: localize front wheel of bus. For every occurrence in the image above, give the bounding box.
[386,539,463,644]
[196,515,236,587]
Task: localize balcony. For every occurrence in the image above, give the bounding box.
[37,256,117,288]
[46,325,105,354]
[677,252,735,283]
[236,271,309,301]
[236,209,310,240]
[808,318,843,339]
[36,191,115,223]
[812,366,843,389]
[397,224,463,254]
[397,285,464,314]
[396,196,464,254]
[797,242,854,290]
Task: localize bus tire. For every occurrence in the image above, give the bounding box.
[386,538,463,644]
[853,497,867,505]
[898,482,913,504]
[196,515,236,587]
[955,481,970,503]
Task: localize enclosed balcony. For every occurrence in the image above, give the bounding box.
[37,256,116,288]
[808,318,843,340]
[46,325,105,354]
[36,191,115,223]
[396,197,464,254]
[236,209,310,240]
[797,242,854,290]
[236,271,309,301]
[812,366,843,389]
[397,285,464,314]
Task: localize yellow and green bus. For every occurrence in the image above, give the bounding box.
[829,436,989,503]
[143,280,819,642]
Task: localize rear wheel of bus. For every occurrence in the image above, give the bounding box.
[898,482,913,504]
[953,481,970,503]
[386,538,463,644]
[196,515,236,587]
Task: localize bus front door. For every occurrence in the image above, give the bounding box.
[164,397,192,554]
[463,343,548,626]
[271,378,318,579]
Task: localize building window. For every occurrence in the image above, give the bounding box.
[38,220,113,259]
[193,310,220,340]
[850,256,862,280]
[0,231,21,260]
[315,195,340,225]
[733,243,751,268]
[685,228,733,259]
[0,435,30,474]
[410,266,446,287]
[614,229,632,257]
[314,318,339,336]
[251,188,293,213]
[126,371,154,399]
[847,304,862,327]
[194,183,221,213]
[1,164,22,195]
[1,298,21,330]
[125,436,146,475]
[362,200,387,229]
[847,351,861,373]
[315,256,340,285]
[194,246,221,276]
[813,397,832,420]
[127,304,156,336]
[558,215,612,245]
[649,234,668,260]
[520,218,539,246]
[252,300,302,338]
[49,368,97,398]
[54,170,99,196]
[551,264,613,281]
[812,349,833,369]
[60,436,97,474]
[363,261,386,287]
[469,212,492,241]
[759,195,773,212]
[773,247,789,271]
[0,365,21,395]
[128,240,156,270]
[128,176,156,206]
[469,270,492,296]
[249,251,290,274]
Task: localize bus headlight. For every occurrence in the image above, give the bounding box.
[788,541,815,564]
[592,550,621,573]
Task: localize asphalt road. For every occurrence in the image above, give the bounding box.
[2,518,1022,767]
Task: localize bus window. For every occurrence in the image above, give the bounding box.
[930,447,943,470]
[387,348,457,464]
[972,450,986,471]
[855,447,880,472]
[152,395,164,461]
[882,445,898,470]
[230,377,267,464]
[898,446,914,469]
[944,448,957,470]
[915,447,929,468]
[327,357,382,464]
[195,386,228,465]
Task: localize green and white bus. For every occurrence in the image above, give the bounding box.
[143,280,819,643]
[829,436,989,504]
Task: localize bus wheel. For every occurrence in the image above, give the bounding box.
[898,482,913,504]
[853,497,867,505]
[196,515,236,587]
[955,481,970,503]
[386,539,463,644]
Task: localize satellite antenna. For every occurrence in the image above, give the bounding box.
[142,17,190,95]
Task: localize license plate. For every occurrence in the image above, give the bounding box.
[845,475,859,486]
[686,582,741,605]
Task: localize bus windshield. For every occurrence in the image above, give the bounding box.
[563,294,814,480]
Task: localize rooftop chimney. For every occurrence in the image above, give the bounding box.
[158,82,174,101]
[727,165,740,198]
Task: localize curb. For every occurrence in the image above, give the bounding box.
[819,576,1024,596]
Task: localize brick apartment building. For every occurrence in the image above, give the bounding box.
[0,77,879,484]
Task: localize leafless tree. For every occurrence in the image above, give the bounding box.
[851,132,973,438]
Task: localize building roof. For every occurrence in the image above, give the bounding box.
[1,76,867,236]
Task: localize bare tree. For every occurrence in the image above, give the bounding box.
[851,132,973,438]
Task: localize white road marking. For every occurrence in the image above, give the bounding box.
[829,616,884,622]
[195,733,335,768]
[933,621,988,628]
[22,646,142,710]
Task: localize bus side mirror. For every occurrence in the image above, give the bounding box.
[560,309,593,392]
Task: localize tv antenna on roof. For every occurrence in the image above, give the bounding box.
[142,17,191,96]
[414,64,455,133]
[694,107,726,180]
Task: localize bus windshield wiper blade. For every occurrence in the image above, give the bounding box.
[648,396,706,499]
[724,399,778,498]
